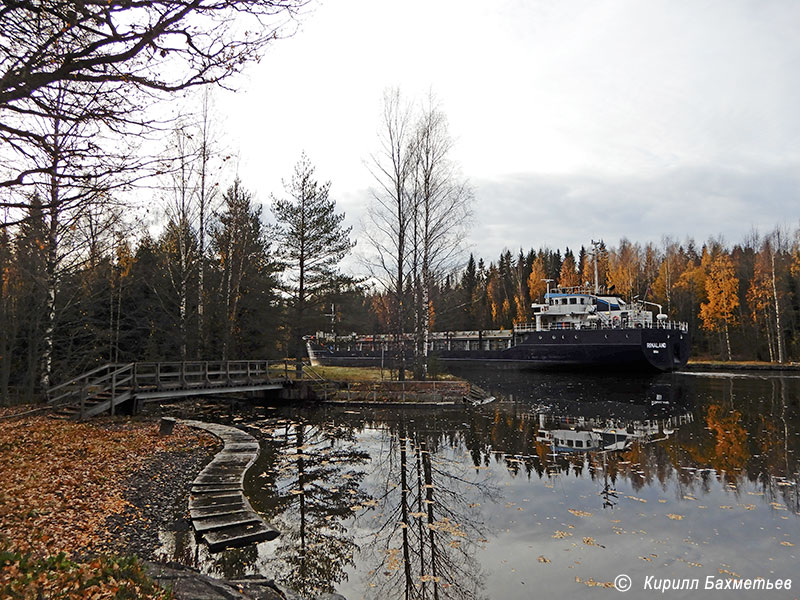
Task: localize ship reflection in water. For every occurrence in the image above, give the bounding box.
[157,370,800,600]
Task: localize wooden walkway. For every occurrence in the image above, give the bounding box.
[182,419,279,552]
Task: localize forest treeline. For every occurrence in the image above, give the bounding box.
[3,197,798,403]
[0,178,372,404]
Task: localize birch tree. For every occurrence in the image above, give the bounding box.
[700,251,739,360]
[365,89,415,380]
[408,96,472,376]
[0,0,307,196]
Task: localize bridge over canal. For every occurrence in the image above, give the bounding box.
[46,360,307,420]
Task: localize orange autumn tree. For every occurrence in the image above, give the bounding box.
[527,256,548,303]
[558,250,580,288]
[747,248,777,361]
[700,252,739,360]
[607,238,640,299]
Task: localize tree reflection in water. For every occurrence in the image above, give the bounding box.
[248,419,371,596]
[363,421,500,600]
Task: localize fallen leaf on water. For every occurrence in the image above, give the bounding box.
[626,495,647,503]
[553,530,572,539]
[666,514,684,520]
[568,509,592,517]
[538,555,551,563]
[575,577,614,588]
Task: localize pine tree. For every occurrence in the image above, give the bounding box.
[272,153,354,366]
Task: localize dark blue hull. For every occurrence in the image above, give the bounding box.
[309,328,690,372]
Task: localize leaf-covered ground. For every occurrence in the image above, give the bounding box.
[1,546,172,600]
[0,415,214,555]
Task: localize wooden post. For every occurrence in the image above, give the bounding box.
[159,417,176,436]
[110,370,117,416]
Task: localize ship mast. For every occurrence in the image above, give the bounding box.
[591,239,600,294]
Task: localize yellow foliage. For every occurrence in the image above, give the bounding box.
[699,252,739,332]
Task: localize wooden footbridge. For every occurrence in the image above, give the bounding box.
[47,360,296,420]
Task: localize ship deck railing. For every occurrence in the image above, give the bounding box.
[513,320,689,333]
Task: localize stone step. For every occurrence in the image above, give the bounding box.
[189,493,242,509]
[193,511,262,533]
[193,474,244,485]
[190,503,247,519]
[204,522,280,552]
[191,484,243,494]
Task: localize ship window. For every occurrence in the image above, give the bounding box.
[575,440,583,448]
[569,298,577,305]
[567,440,574,447]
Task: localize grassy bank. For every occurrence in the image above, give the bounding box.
[686,359,800,370]
[306,364,461,382]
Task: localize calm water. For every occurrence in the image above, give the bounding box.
[158,369,800,599]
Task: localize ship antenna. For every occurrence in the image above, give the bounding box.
[591,239,600,295]
[325,304,336,336]
[543,278,553,302]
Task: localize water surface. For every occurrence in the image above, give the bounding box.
[158,369,800,599]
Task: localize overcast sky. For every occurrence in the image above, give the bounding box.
[215,0,800,267]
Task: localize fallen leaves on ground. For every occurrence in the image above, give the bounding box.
[0,416,214,558]
[0,541,172,599]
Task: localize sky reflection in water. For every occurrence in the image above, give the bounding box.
[158,370,800,599]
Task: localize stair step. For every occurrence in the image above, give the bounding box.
[190,503,247,519]
[203,522,280,552]
[193,511,261,533]
[189,493,242,509]
[191,485,243,494]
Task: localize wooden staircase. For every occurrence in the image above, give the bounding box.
[300,363,339,400]
[48,363,135,420]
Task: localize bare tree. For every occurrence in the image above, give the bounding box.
[366,90,472,379]
[409,95,472,376]
[0,0,306,205]
[365,89,415,380]
[19,81,126,388]
[160,125,202,360]
[195,90,225,356]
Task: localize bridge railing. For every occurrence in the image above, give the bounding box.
[131,360,281,392]
[47,360,292,415]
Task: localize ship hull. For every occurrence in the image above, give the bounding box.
[309,328,690,372]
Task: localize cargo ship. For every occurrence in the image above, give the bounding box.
[307,285,690,372]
